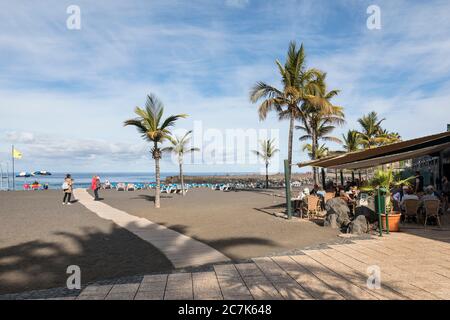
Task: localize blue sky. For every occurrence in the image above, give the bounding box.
[1,0,450,174]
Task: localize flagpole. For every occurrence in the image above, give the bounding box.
[6,161,10,190]
[12,145,15,191]
[0,163,3,190]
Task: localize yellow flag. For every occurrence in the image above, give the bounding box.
[13,148,22,159]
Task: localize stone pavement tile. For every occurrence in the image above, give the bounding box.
[223,294,254,300]
[403,279,450,299]
[214,264,242,278]
[303,249,387,300]
[294,252,377,300]
[387,281,441,300]
[322,247,422,300]
[333,244,406,277]
[77,284,113,300]
[271,281,313,300]
[105,292,136,300]
[139,280,167,293]
[109,283,140,294]
[79,283,113,295]
[252,257,297,283]
[341,243,450,286]
[235,263,265,277]
[76,295,106,300]
[142,274,168,283]
[164,273,193,300]
[269,256,343,300]
[192,272,223,300]
[217,278,253,299]
[241,276,283,300]
[135,291,165,300]
[214,265,253,299]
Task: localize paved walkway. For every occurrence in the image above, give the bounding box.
[5,228,446,300]
[74,189,230,268]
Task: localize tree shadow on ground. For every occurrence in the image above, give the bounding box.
[132,194,173,202]
[151,222,280,261]
[0,225,174,297]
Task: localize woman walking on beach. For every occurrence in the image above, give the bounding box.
[91,175,101,201]
[62,174,73,205]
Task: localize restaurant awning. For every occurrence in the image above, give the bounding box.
[297,131,450,170]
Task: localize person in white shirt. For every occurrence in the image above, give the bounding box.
[421,185,439,203]
[400,187,419,208]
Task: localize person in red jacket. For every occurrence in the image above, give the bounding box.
[91,175,101,200]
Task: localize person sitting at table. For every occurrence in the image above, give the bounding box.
[339,187,356,215]
[421,185,439,203]
[339,187,353,203]
[400,186,419,209]
[350,186,360,198]
[310,184,320,196]
[292,188,309,215]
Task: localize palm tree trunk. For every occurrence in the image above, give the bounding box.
[180,161,185,196]
[312,131,318,185]
[287,109,294,181]
[265,162,269,189]
[154,143,161,209]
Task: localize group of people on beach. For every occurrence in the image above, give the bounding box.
[62,174,102,205]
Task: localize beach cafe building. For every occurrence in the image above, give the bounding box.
[297,131,450,191]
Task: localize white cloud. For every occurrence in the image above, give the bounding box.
[1,0,450,173]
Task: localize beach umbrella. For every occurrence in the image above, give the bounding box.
[33,171,52,176]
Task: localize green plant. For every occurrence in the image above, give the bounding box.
[250,41,333,181]
[124,94,187,208]
[252,139,279,188]
[361,168,414,212]
[162,130,199,196]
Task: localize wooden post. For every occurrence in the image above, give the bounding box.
[284,160,292,219]
[321,168,326,189]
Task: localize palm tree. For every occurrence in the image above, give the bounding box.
[342,130,362,152]
[162,130,199,196]
[357,111,387,149]
[250,42,332,181]
[252,138,279,188]
[124,94,187,208]
[302,143,329,160]
[378,129,402,145]
[296,73,345,184]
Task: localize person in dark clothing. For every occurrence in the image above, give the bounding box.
[310,184,320,196]
[414,171,424,193]
[91,175,101,201]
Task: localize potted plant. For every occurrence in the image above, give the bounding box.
[361,168,414,232]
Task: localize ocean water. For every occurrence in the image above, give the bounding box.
[0,172,253,190]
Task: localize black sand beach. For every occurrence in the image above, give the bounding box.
[1,187,342,295]
[0,190,173,295]
[96,188,340,260]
